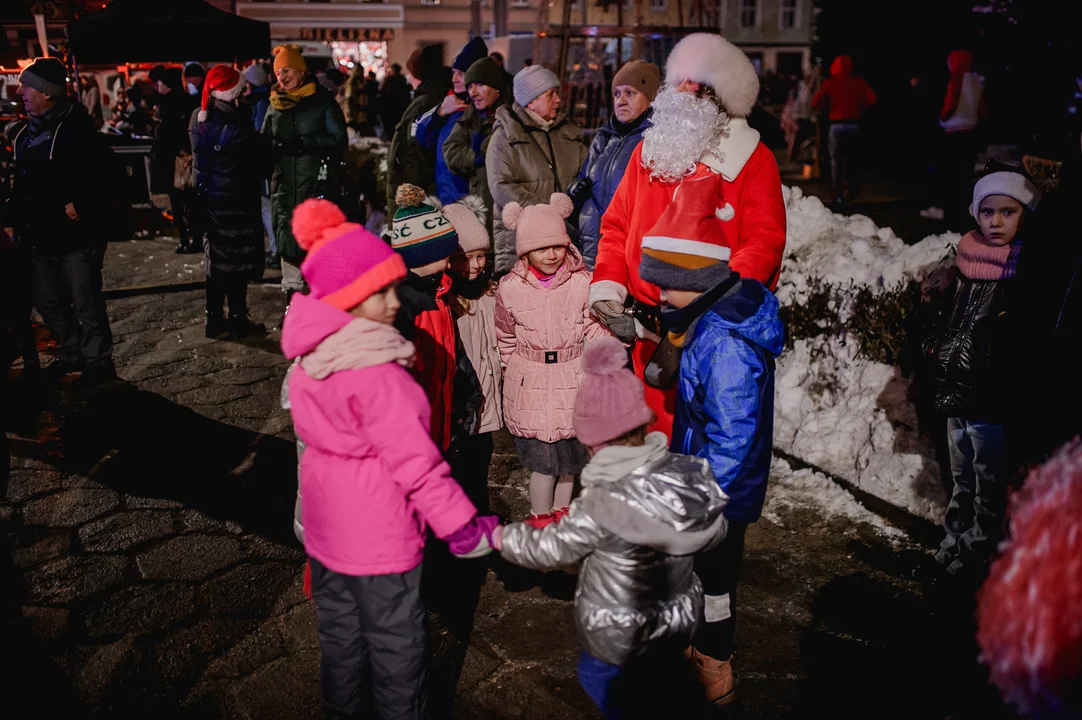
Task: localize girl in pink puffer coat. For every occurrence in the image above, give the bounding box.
[494,193,611,528]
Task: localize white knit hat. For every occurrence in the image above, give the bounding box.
[970,170,1041,219]
[664,33,759,118]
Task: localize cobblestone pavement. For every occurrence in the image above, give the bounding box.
[3,237,1017,719]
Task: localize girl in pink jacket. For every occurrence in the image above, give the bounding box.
[495,193,610,528]
[280,198,497,719]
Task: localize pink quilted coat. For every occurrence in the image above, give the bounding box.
[495,246,610,442]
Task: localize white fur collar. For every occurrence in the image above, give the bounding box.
[700,118,760,182]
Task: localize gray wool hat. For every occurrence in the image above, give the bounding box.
[513,65,559,108]
[18,57,67,98]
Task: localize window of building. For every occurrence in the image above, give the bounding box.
[779,0,799,29]
[651,0,667,11]
[511,0,531,6]
[419,0,441,5]
[740,0,758,28]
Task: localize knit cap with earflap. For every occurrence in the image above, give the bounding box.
[639,172,733,291]
[504,193,574,257]
[391,184,460,269]
[293,198,406,310]
[198,65,247,122]
[573,337,656,447]
[273,44,307,73]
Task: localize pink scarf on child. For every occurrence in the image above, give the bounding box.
[301,318,415,380]
[954,230,1021,281]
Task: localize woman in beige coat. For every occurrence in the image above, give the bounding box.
[486,66,587,274]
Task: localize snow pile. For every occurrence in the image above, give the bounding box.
[773,186,960,523]
[763,457,906,540]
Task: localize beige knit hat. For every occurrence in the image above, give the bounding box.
[503,193,574,257]
[443,196,490,254]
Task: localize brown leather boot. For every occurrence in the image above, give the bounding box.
[684,646,735,706]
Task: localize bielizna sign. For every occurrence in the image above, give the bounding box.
[300,28,395,42]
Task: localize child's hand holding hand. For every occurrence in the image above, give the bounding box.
[447,515,501,559]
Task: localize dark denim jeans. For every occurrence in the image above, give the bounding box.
[939,417,1007,569]
[828,122,862,198]
[31,244,113,368]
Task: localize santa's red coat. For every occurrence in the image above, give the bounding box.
[591,126,787,438]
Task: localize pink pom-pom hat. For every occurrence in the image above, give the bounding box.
[505,192,574,258]
[292,198,407,311]
[573,336,655,447]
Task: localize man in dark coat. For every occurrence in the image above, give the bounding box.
[6,58,122,385]
[151,65,200,254]
[379,63,410,142]
[263,44,348,298]
[385,44,450,215]
[191,65,266,339]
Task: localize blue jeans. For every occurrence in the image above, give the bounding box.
[261,195,276,256]
[578,652,623,720]
[939,418,1007,567]
[31,244,113,368]
[828,122,861,197]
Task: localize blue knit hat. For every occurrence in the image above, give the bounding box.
[391,184,459,269]
[453,36,489,73]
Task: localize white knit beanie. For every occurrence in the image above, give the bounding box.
[513,65,560,108]
[970,171,1041,219]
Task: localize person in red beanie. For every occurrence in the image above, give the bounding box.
[189,65,266,338]
[494,336,728,720]
[590,33,786,441]
[280,197,498,720]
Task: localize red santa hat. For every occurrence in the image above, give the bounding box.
[198,65,246,122]
[664,33,759,118]
[639,172,734,291]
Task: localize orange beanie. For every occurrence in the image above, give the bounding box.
[273,44,307,73]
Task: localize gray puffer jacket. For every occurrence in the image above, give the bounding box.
[501,433,728,666]
[281,362,306,545]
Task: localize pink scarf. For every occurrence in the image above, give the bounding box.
[954,230,1021,281]
[301,318,415,380]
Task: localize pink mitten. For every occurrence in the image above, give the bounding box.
[446,515,500,558]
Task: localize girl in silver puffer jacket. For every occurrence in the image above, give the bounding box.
[495,338,728,718]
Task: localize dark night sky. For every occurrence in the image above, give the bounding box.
[813,0,1081,156]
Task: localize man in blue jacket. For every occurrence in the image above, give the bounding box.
[414,36,488,205]
[637,172,784,707]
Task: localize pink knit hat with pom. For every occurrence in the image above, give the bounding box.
[443,195,490,254]
[504,193,574,257]
[573,337,655,447]
[293,199,407,311]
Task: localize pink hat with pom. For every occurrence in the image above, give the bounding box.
[573,337,655,447]
[504,193,574,257]
[293,199,407,311]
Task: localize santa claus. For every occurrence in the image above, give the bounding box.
[589,33,786,439]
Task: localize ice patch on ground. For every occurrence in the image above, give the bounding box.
[774,186,959,524]
[763,457,906,540]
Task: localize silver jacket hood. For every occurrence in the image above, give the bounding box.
[501,433,728,665]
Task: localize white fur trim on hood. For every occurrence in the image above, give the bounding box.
[700,118,761,181]
[665,33,759,118]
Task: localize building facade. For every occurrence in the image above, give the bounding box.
[235,0,542,74]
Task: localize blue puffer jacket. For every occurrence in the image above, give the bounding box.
[576,110,652,269]
[671,279,785,523]
[415,104,469,205]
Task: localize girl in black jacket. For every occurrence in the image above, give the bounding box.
[925,165,1041,575]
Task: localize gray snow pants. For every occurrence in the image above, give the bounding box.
[309,558,429,720]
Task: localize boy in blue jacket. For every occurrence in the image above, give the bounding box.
[637,172,785,706]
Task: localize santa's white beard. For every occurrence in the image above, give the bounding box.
[640,86,728,183]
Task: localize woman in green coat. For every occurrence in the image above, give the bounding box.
[263,44,348,295]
